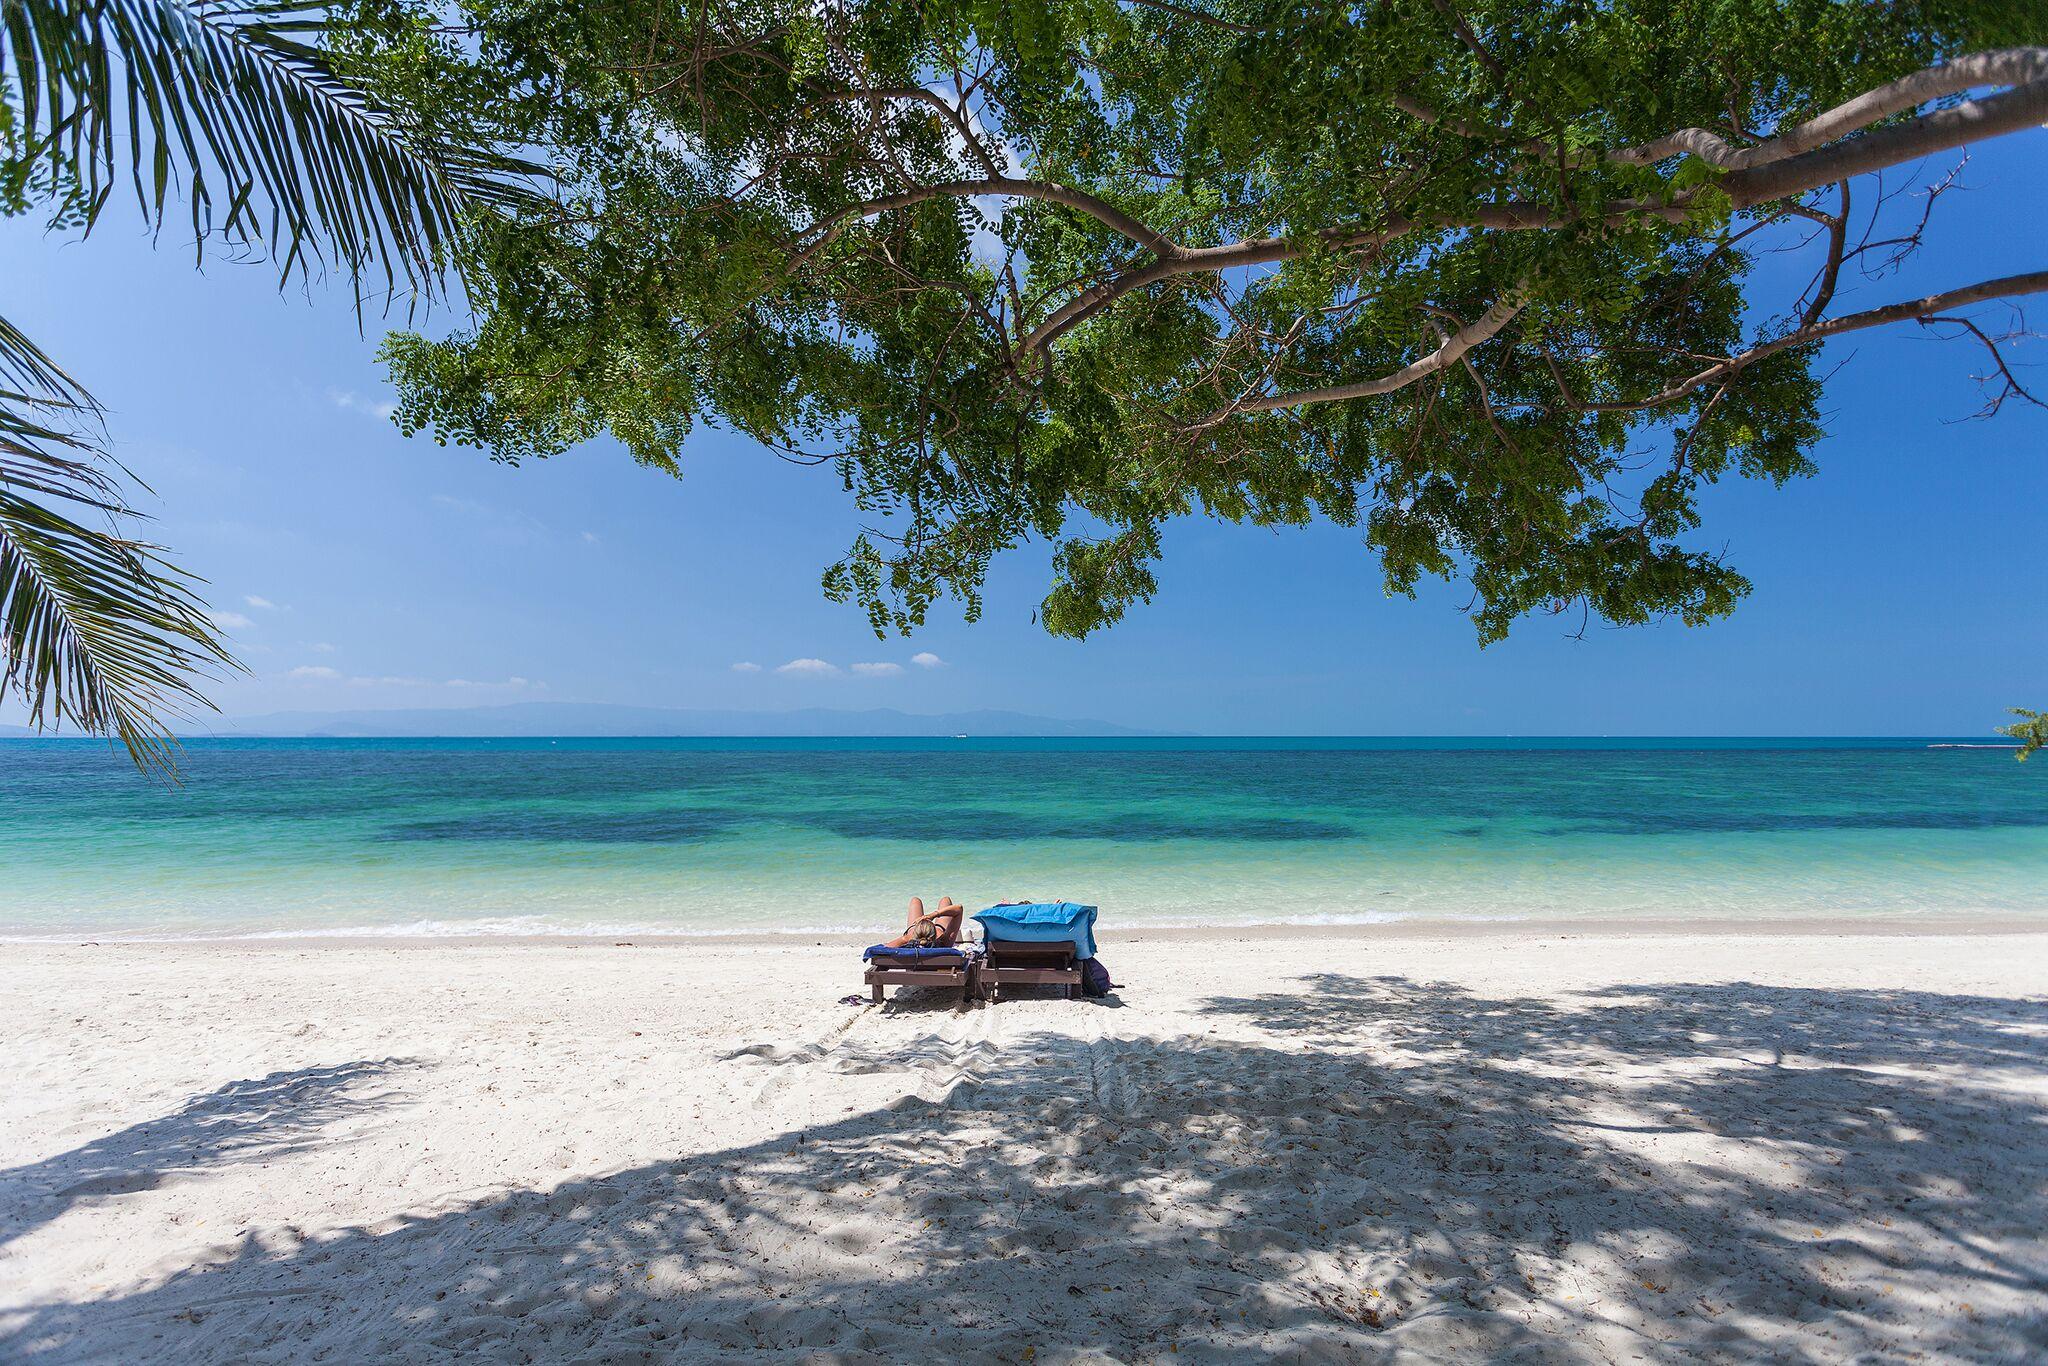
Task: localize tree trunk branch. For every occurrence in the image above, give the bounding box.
[1585,269,2048,411]
[1722,59,2048,205]
[1722,47,2046,168]
[1203,285,1531,420]
[783,49,2048,366]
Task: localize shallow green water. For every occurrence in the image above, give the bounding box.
[2,737,2043,938]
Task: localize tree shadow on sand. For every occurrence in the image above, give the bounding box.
[5,984,2045,1363]
[0,1058,419,1249]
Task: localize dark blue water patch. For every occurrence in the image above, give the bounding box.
[383,810,748,843]
[1578,808,2048,834]
[381,807,1357,844]
[801,810,1356,842]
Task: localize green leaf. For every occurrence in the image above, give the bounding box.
[1997,707,2048,762]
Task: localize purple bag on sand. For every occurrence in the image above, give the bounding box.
[1081,958,1114,998]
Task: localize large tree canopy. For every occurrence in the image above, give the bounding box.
[352,0,2048,644]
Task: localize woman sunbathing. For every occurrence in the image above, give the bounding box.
[880,896,965,949]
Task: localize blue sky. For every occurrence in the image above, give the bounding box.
[4,136,2045,736]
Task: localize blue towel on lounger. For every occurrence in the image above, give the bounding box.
[862,944,970,962]
[972,902,1098,960]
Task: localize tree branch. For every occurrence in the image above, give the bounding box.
[1017,202,1660,355]
[1917,314,2046,417]
[1722,56,2048,205]
[1026,53,2048,354]
[781,48,2047,386]
[1585,270,2048,411]
[1201,285,1531,420]
[1747,47,2042,166]
[1428,0,1508,84]
[1797,183,1850,331]
[1395,48,2048,181]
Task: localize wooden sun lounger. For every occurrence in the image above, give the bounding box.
[863,952,977,1005]
[977,940,1083,1002]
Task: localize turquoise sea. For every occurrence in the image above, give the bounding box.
[1,737,2044,939]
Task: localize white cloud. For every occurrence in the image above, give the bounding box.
[582,531,602,545]
[307,641,337,653]
[287,665,342,681]
[851,662,903,677]
[731,661,763,673]
[328,387,397,421]
[210,610,255,630]
[911,651,945,668]
[243,595,276,610]
[776,657,839,676]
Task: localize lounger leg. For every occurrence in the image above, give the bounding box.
[871,983,884,1003]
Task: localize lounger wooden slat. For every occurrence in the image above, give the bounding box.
[862,955,977,1005]
[977,941,1083,1002]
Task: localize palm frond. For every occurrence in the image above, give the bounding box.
[2,3,545,772]
[3,0,544,300]
[0,313,96,405]
[1,375,232,776]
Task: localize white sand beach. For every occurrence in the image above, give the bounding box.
[4,925,2046,1363]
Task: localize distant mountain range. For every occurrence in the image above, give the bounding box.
[125,702,1172,738]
